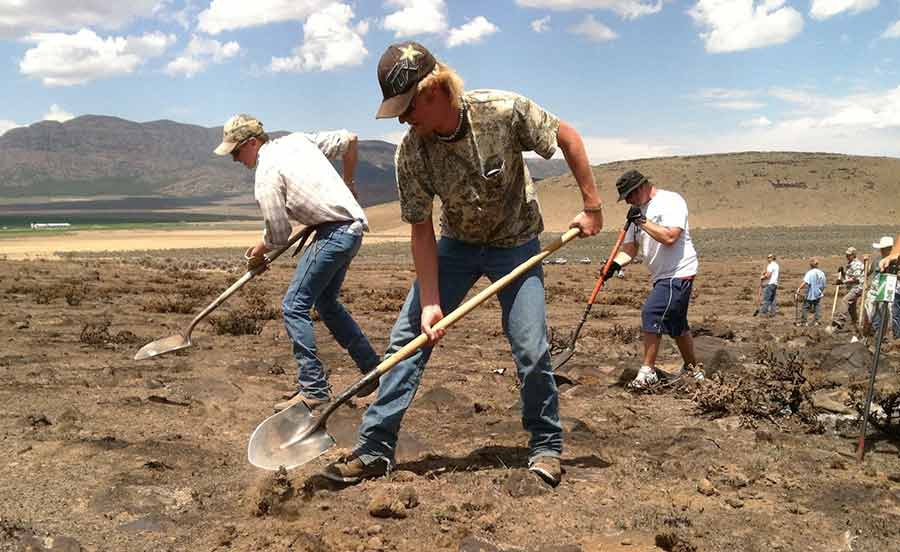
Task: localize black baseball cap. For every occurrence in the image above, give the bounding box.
[616,169,649,202]
[375,42,437,119]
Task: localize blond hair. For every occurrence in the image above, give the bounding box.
[417,61,465,110]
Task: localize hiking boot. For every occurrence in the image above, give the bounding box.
[273,391,329,413]
[529,456,562,487]
[628,366,659,389]
[322,452,390,484]
[684,362,705,381]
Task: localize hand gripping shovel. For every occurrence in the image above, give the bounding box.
[133,226,317,360]
[550,220,631,371]
[247,227,582,470]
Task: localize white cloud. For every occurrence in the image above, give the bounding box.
[383,0,448,37]
[740,115,772,127]
[569,15,618,41]
[580,136,677,163]
[697,88,765,109]
[154,0,201,29]
[446,16,499,47]
[688,0,804,53]
[809,0,877,20]
[43,104,73,122]
[0,1,159,37]
[197,0,330,34]
[165,36,240,77]
[882,21,900,39]
[531,16,552,32]
[19,29,176,86]
[270,3,368,73]
[516,0,664,19]
[0,120,21,136]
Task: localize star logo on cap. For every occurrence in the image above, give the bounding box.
[398,44,422,62]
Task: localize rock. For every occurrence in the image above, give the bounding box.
[560,417,593,434]
[693,336,741,376]
[366,525,383,536]
[503,470,550,498]
[887,472,900,483]
[368,490,407,519]
[458,536,501,552]
[391,470,417,482]
[787,503,808,515]
[366,536,384,551]
[399,486,419,509]
[217,525,237,547]
[725,497,744,509]
[821,342,871,381]
[810,388,853,415]
[697,478,718,496]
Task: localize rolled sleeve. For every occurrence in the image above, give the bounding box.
[512,96,560,160]
[396,143,435,224]
[255,172,293,248]
[305,129,354,160]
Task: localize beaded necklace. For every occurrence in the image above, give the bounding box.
[435,103,468,143]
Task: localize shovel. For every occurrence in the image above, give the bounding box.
[133,226,316,360]
[549,220,631,371]
[247,227,583,470]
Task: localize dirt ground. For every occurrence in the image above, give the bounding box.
[1,243,899,552]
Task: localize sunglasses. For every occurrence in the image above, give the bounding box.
[231,137,253,159]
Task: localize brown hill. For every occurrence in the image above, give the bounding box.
[535,151,900,230]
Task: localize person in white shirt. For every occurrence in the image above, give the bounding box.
[758,254,780,316]
[214,114,379,412]
[600,170,701,389]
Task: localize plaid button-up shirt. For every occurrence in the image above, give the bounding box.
[254,130,368,249]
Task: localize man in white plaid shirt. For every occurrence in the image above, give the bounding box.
[214,114,379,411]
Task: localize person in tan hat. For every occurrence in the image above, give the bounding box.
[324,41,603,487]
[214,114,380,412]
[827,246,865,333]
[878,233,900,338]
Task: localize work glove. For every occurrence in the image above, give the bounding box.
[244,248,268,272]
[626,206,646,226]
[603,261,621,280]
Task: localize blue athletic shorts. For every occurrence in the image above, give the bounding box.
[641,277,694,337]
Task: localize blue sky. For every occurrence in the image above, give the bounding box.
[1,0,899,162]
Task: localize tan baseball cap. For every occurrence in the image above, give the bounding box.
[214,114,264,156]
[845,246,857,255]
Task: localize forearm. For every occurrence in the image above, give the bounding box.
[890,234,900,261]
[342,135,358,187]
[639,220,680,246]
[410,220,440,307]
[557,121,600,209]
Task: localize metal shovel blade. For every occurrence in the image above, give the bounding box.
[133,334,191,360]
[551,347,576,371]
[248,403,336,470]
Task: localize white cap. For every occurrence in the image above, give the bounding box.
[872,236,895,249]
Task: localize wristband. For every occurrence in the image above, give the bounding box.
[583,205,603,213]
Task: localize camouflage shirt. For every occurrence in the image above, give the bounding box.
[395,89,560,247]
[844,258,865,293]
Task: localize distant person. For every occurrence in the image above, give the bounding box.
[864,236,898,338]
[796,257,826,327]
[758,253,780,316]
[878,232,900,338]
[601,170,702,389]
[324,41,602,487]
[214,114,379,412]
[827,246,865,334]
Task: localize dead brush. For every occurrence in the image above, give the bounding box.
[63,283,88,306]
[604,323,641,344]
[208,287,280,336]
[79,321,140,347]
[849,388,900,438]
[142,294,199,314]
[692,345,821,429]
[605,293,643,309]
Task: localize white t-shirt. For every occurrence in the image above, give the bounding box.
[254,131,368,249]
[766,261,780,286]
[624,189,698,283]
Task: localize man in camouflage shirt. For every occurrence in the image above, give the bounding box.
[829,246,865,333]
[324,42,603,487]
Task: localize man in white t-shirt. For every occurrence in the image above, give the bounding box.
[758,254,780,316]
[600,170,701,389]
[214,114,379,412]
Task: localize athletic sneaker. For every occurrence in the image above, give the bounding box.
[683,362,705,381]
[628,365,659,389]
[528,456,562,487]
[322,452,391,484]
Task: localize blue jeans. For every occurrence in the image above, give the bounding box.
[355,237,562,465]
[801,298,821,324]
[282,222,379,401]
[893,291,900,339]
[760,284,777,315]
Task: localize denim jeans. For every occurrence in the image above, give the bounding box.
[282,222,379,401]
[760,284,778,315]
[355,237,562,465]
[801,298,821,324]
